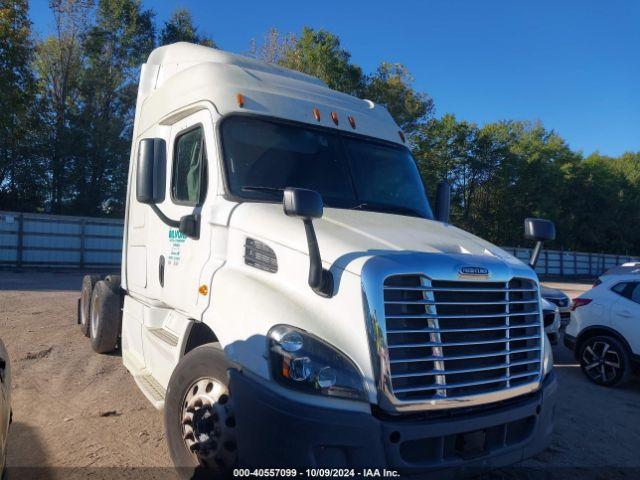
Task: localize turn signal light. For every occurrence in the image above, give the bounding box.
[331,111,339,125]
[570,298,592,311]
[348,115,356,129]
[236,93,245,108]
[313,107,321,121]
[398,130,406,143]
[199,285,209,296]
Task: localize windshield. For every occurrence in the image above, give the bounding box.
[220,116,433,219]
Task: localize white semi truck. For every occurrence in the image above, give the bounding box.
[78,42,557,477]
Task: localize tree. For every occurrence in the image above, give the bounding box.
[413,114,478,222]
[277,27,364,95]
[160,8,215,48]
[0,0,42,210]
[258,27,431,132]
[254,27,295,65]
[559,153,640,254]
[361,62,434,134]
[72,0,155,215]
[34,0,93,212]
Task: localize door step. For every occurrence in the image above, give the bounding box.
[135,373,166,410]
[148,327,179,347]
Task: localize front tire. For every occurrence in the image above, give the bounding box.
[89,280,121,354]
[79,274,101,337]
[165,344,238,479]
[579,335,631,387]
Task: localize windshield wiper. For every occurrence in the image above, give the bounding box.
[351,202,423,218]
[241,186,284,193]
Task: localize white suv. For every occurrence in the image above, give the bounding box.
[565,274,640,386]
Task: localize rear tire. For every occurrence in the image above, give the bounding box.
[104,274,121,289]
[579,335,631,387]
[79,274,101,337]
[89,280,121,354]
[165,344,237,479]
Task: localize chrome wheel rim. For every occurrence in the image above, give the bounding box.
[181,377,237,469]
[582,341,621,383]
[81,287,90,326]
[90,294,99,339]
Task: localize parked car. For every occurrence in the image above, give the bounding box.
[542,298,560,345]
[565,274,640,386]
[594,262,640,287]
[541,285,571,328]
[0,339,11,477]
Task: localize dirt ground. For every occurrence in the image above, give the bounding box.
[1,272,639,479]
[0,272,174,479]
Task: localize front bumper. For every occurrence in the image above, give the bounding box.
[230,370,557,476]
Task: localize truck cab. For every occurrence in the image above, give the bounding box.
[80,42,557,476]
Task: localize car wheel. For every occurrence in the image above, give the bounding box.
[579,335,631,387]
[89,280,121,354]
[165,344,237,479]
[79,274,101,337]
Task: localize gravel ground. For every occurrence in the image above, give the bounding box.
[1,272,639,479]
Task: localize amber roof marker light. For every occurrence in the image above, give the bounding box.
[331,112,339,126]
[313,107,321,121]
[236,93,245,108]
[348,115,356,129]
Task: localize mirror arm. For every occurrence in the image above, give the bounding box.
[529,241,543,268]
[149,204,180,229]
[303,219,334,297]
[148,205,199,239]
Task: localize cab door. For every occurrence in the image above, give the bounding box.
[158,110,216,317]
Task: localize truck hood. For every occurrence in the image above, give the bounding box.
[228,203,526,276]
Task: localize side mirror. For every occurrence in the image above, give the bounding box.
[136,138,166,204]
[524,218,556,268]
[282,187,333,297]
[524,218,556,242]
[434,181,451,223]
[283,188,323,220]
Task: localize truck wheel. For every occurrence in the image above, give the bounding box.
[104,274,121,289]
[579,335,631,387]
[79,274,101,337]
[89,280,121,354]
[165,344,237,478]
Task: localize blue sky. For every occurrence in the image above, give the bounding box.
[29,0,640,157]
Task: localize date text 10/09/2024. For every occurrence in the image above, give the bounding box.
[233,469,401,478]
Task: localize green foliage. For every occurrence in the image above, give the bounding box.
[160,8,215,48]
[277,27,364,95]
[0,0,42,210]
[33,0,91,213]
[259,27,432,133]
[361,62,434,134]
[71,0,156,215]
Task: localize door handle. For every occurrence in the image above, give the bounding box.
[159,255,165,287]
[619,310,633,318]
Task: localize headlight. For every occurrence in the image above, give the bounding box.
[268,325,367,401]
[542,334,554,377]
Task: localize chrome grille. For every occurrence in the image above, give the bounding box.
[384,276,542,402]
